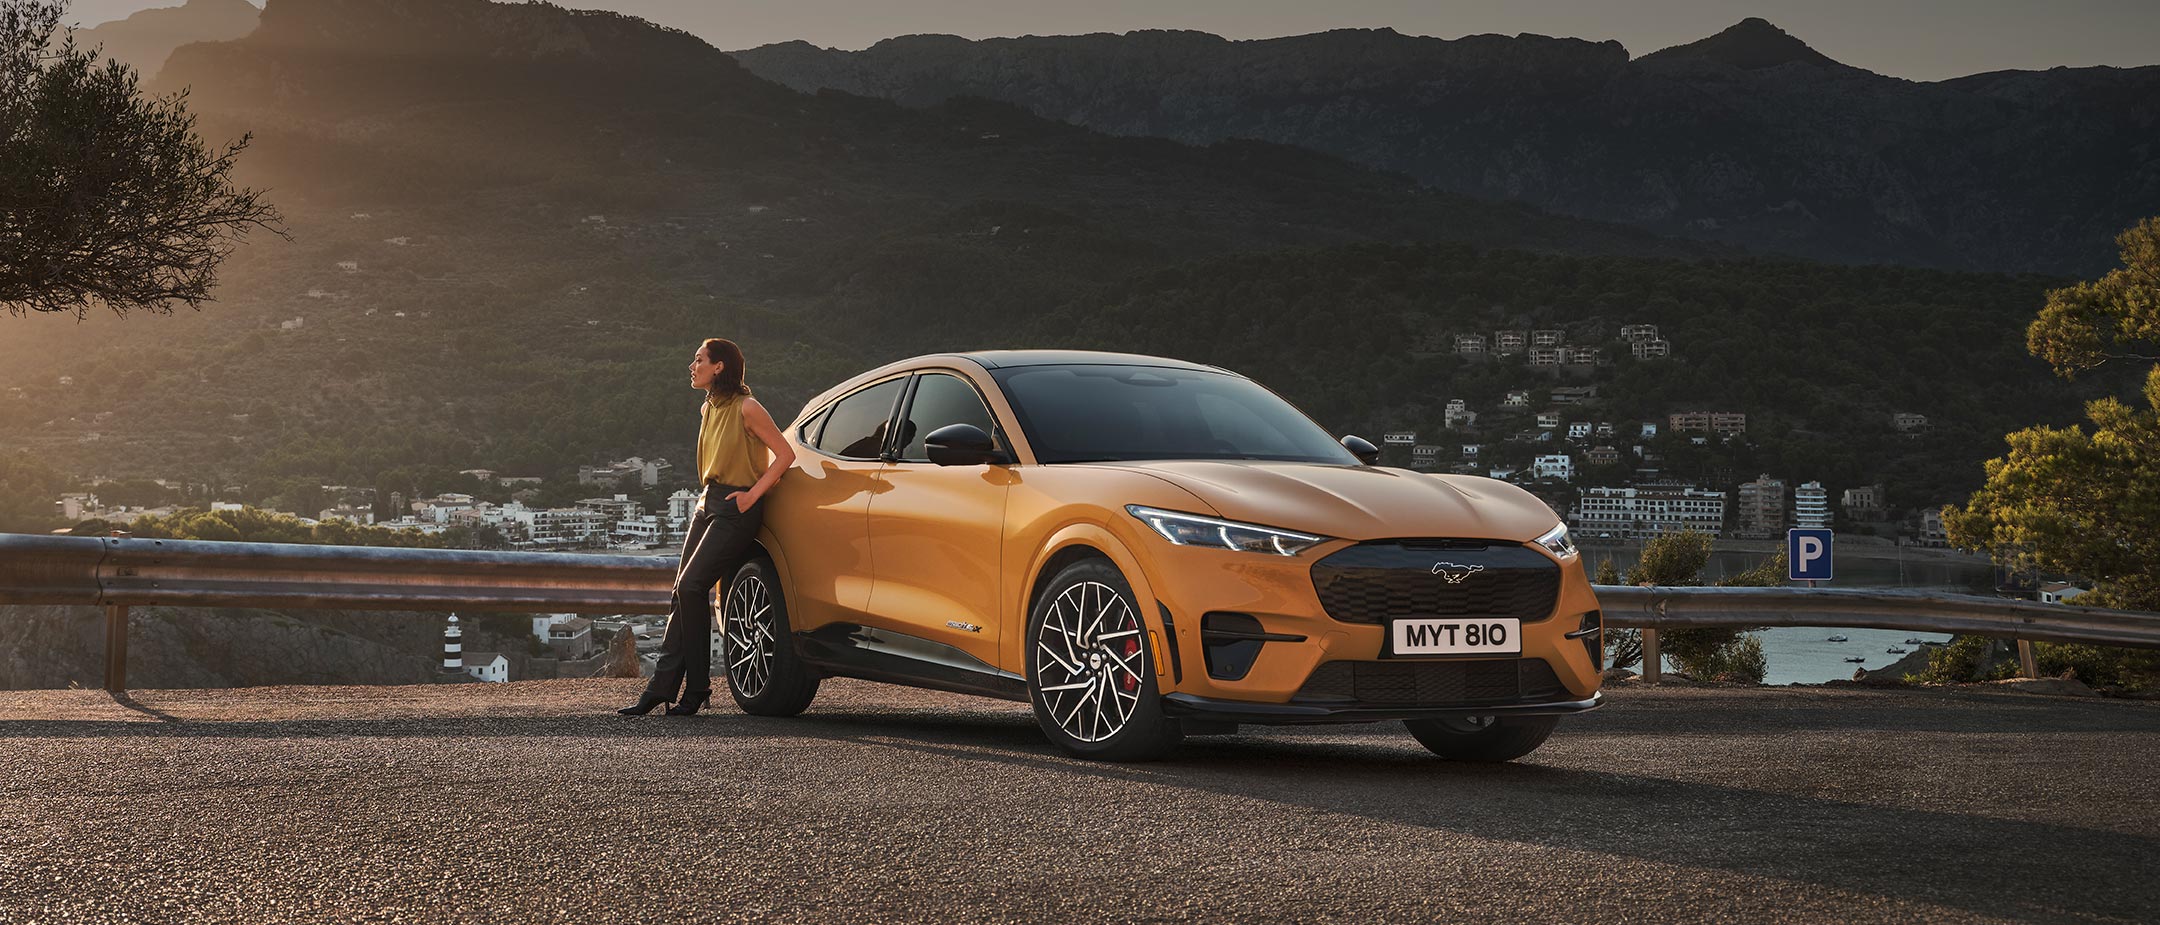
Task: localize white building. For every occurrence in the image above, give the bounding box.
[1566,421,1592,440]
[532,614,599,659]
[1533,454,1575,481]
[2038,583,2088,605]
[1619,324,1660,342]
[1536,412,1561,429]
[1575,486,1728,539]
[613,514,667,548]
[1631,339,1672,359]
[1502,390,1531,409]
[463,652,509,683]
[1453,334,1489,355]
[1794,481,1831,530]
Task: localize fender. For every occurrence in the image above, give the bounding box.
[1011,522,1180,688]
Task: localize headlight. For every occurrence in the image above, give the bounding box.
[1125,505,1329,556]
[1535,522,1578,559]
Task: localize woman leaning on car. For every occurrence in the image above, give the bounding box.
[619,337,795,716]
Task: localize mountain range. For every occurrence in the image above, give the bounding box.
[732,19,2160,275]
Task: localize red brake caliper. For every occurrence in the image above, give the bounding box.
[1122,637,1140,690]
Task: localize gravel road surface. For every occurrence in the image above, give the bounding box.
[3,680,2155,924]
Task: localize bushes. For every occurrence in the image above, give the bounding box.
[1908,636,2160,692]
[1600,530,1772,684]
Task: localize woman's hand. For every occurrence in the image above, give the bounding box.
[723,491,753,514]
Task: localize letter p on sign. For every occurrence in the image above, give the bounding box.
[1788,529,1834,582]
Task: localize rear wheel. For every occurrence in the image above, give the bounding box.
[722,558,820,716]
[1404,714,1559,763]
[1027,558,1182,762]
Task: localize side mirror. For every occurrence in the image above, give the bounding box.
[925,423,1004,466]
[1341,434,1381,466]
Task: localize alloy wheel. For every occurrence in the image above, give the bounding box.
[1032,580,1148,743]
[724,575,776,699]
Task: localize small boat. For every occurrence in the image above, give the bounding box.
[1886,646,1908,655]
[1826,634,1849,642]
[1844,656,1867,663]
[1904,638,1925,645]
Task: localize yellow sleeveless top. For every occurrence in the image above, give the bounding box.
[696,393,769,487]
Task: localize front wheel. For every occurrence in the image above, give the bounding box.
[1027,558,1182,762]
[1404,714,1559,763]
[722,558,820,716]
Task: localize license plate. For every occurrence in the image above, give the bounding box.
[1390,618,1522,656]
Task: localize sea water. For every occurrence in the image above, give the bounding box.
[1582,543,1996,685]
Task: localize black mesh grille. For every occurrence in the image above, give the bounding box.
[1295,658,1566,706]
[1310,541,1561,625]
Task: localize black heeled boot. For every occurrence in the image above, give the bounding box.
[665,689,712,716]
[617,692,672,716]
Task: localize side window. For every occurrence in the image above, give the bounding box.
[796,405,832,447]
[814,378,907,459]
[897,373,999,462]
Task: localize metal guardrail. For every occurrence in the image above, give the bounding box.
[4,534,2156,691]
[1594,584,2160,683]
[0,535,673,691]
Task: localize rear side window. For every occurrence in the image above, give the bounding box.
[897,373,999,462]
[814,378,907,459]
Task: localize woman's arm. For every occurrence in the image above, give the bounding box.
[730,397,797,511]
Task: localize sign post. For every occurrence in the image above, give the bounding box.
[1788,528,1833,586]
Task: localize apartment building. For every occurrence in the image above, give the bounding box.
[1794,481,1831,529]
[1575,486,1728,539]
[1733,474,1788,539]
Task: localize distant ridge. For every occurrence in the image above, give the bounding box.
[733,21,2160,274]
[73,0,259,78]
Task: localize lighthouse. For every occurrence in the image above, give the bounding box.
[442,613,463,672]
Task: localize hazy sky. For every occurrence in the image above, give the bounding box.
[66,0,2160,82]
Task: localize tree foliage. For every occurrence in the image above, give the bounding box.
[2027,218,2160,377]
[1,0,280,319]
[1948,218,2160,611]
[125,505,452,548]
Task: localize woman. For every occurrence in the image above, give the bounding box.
[620,337,796,716]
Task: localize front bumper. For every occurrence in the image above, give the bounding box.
[1162,691,1604,726]
[1134,535,1607,706]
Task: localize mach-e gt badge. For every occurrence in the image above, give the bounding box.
[1430,562,1485,584]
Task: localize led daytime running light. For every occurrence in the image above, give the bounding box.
[1125,505,1328,556]
[1536,522,1578,559]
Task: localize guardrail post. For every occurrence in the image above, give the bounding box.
[104,604,129,693]
[2016,639,2038,679]
[1642,628,1660,684]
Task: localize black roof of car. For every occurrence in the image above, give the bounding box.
[957,350,1225,373]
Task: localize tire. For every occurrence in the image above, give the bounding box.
[1026,558,1183,762]
[721,558,820,716]
[1403,714,1559,763]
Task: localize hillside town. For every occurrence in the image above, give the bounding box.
[1399,322,1950,544]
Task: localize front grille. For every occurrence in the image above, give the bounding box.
[1310,540,1561,625]
[1294,658,1566,706]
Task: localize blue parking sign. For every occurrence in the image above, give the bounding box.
[1788,529,1834,582]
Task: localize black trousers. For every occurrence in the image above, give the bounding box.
[646,482,765,701]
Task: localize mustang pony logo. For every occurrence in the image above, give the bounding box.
[1429,562,1486,584]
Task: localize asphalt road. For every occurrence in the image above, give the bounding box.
[2,679,2155,924]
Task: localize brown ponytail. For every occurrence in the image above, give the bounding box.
[702,338,752,400]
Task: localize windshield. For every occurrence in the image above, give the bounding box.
[993,364,1359,464]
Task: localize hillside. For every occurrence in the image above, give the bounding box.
[0,0,1702,489]
[0,0,2129,533]
[732,19,2160,275]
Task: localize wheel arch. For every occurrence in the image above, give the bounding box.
[1013,524,1171,680]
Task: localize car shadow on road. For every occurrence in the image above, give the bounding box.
[777,709,2156,925]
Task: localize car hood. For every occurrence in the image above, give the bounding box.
[1095,461,1561,543]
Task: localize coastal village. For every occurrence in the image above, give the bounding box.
[1405,322,1950,545]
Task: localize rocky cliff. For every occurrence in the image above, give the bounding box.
[733,19,2160,274]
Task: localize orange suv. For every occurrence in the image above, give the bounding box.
[722,351,1603,761]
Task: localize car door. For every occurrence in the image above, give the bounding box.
[767,375,907,631]
[864,370,1015,668]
